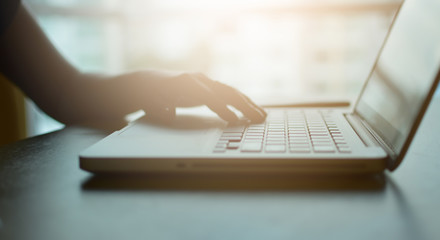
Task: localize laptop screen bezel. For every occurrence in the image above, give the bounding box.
[352,0,440,170]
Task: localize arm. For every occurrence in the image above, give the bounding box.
[0,4,81,124]
[0,4,266,125]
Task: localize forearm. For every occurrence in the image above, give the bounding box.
[0,4,166,125]
[0,4,81,121]
[0,4,136,124]
[0,4,266,125]
[61,72,149,124]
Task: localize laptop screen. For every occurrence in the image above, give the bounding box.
[355,0,440,154]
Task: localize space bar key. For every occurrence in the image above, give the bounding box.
[241,142,262,152]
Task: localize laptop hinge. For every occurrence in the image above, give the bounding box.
[345,113,396,167]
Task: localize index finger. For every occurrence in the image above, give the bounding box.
[208,80,267,123]
[183,75,240,122]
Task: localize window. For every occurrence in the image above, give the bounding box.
[23,0,402,136]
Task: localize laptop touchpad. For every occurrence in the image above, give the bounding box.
[114,113,227,155]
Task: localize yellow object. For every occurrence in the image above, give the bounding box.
[0,74,27,146]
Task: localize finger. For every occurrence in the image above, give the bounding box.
[194,75,266,121]
[206,103,239,122]
[238,91,268,119]
[209,81,267,122]
[197,73,267,122]
[186,75,239,122]
[232,92,266,123]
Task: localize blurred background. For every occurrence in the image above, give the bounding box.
[23,0,403,137]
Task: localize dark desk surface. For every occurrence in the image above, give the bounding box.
[1,98,440,240]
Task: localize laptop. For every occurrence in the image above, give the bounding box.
[79,0,440,175]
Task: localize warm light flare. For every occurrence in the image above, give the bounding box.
[24,0,401,134]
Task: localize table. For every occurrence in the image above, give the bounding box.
[1,98,440,240]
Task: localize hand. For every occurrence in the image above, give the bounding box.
[0,4,266,126]
[127,71,267,123]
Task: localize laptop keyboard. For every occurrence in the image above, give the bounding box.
[213,109,352,154]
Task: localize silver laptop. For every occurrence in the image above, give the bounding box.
[80,0,440,174]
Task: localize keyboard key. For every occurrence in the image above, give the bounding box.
[268,136,286,140]
[313,146,335,153]
[290,137,309,142]
[241,142,263,152]
[290,141,309,145]
[229,139,242,143]
[311,138,331,142]
[227,142,241,149]
[289,147,311,153]
[289,131,307,134]
[290,137,308,142]
[309,127,327,131]
[330,129,341,133]
[335,140,347,145]
[312,142,332,147]
[289,126,306,129]
[245,136,264,141]
[288,124,306,127]
[248,127,266,131]
[267,132,285,136]
[290,143,310,148]
[267,129,285,133]
[224,126,246,133]
[333,136,345,141]
[265,145,286,153]
[268,124,285,128]
[311,135,331,140]
[290,133,307,137]
[220,136,242,141]
[213,142,227,153]
[310,133,330,137]
[247,129,265,133]
[267,141,286,145]
[221,133,242,137]
[215,143,228,148]
[248,126,265,129]
[290,135,308,139]
[337,145,350,149]
[243,138,263,142]
[247,132,265,136]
